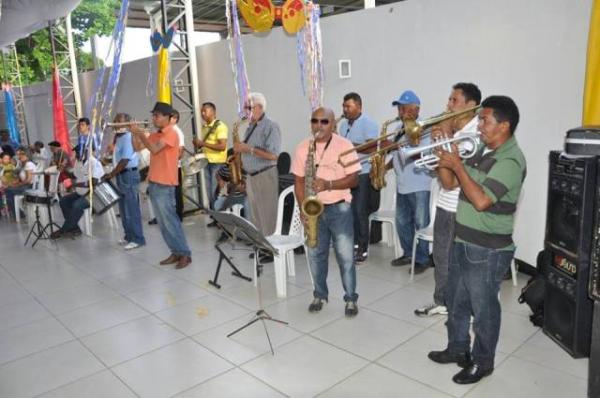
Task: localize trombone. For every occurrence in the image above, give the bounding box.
[399,133,480,170]
[105,120,151,128]
[337,105,481,167]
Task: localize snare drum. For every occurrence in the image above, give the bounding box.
[92,181,122,214]
[183,153,208,175]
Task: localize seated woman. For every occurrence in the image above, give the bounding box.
[5,148,36,221]
[50,153,105,239]
[0,153,17,215]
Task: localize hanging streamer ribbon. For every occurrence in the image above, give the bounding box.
[52,66,72,155]
[86,0,129,156]
[2,83,21,145]
[156,46,172,103]
[227,0,251,118]
[296,2,324,111]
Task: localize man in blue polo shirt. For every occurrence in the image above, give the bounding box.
[338,92,379,263]
[103,113,146,250]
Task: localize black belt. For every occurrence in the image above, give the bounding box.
[248,165,275,177]
[119,167,138,175]
[324,200,346,206]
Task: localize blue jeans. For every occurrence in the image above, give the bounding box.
[445,241,514,371]
[5,184,31,219]
[205,163,225,209]
[307,201,358,302]
[395,191,430,264]
[59,193,89,232]
[148,182,191,257]
[116,171,145,245]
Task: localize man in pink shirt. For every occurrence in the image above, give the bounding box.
[291,107,361,317]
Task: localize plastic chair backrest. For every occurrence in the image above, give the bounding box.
[274,185,295,235]
[288,197,304,237]
[428,178,441,228]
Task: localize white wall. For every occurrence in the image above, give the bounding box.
[16,0,592,266]
[195,0,592,266]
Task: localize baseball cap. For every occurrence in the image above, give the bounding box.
[392,90,421,106]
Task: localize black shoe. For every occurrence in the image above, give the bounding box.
[428,349,472,368]
[452,364,493,384]
[345,301,358,317]
[207,220,218,228]
[391,256,411,267]
[308,298,326,313]
[354,251,367,263]
[410,262,430,275]
[216,232,228,243]
[148,218,157,225]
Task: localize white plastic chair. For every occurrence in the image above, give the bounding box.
[368,169,401,258]
[264,185,307,298]
[409,179,440,281]
[14,164,45,223]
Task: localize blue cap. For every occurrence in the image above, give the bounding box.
[392,90,421,106]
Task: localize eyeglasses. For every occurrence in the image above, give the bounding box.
[310,118,330,125]
[244,105,255,110]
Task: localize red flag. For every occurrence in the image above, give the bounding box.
[52,65,72,155]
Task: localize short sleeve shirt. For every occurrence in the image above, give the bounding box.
[291,134,361,204]
[113,132,139,168]
[148,125,180,186]
[201,120,229,164]
[338,114,379,174]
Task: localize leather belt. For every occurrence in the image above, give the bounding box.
[248,165,275,177]
[119,167,138,175]
[324,200,346,206]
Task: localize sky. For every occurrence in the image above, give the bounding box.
[82,27,221,66]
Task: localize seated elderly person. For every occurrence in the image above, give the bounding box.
[50,153,104,239]
[5,148,36,221]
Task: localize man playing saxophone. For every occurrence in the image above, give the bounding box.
[291,107,361,317]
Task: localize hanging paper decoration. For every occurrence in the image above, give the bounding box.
[238,0,306,34]
[87,0,129,155]
[296,2,324,110]
[227,0,251,118]
[52,66,72,155]
[2,83,21,145]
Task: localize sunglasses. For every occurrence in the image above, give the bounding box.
[310,118,330,125]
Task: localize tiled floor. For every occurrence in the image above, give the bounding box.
[0,214,590,397]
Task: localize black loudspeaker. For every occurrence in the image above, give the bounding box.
[543,151,595,358]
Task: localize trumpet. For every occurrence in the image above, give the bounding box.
[105,120,151,128]
[337,105,481,168]
[399,133,480,170]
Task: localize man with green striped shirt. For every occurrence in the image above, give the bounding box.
[428,96,526,385]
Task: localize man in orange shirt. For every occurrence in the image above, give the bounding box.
[291,107,361,317]
[132,102,192,269]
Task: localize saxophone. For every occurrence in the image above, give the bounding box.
[227,118,247,185]
[301,137,324,248]
[369,117,400,190]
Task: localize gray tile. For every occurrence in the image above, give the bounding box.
[0,297,51,332]
[126,278,211,313]
[38,370,137,398]
[242,335,368,398]
[0,340,104,398]
[112,339,233,398]
[36,281,120,315]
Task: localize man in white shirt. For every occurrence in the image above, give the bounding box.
[414,82,481,317]
[51,154,105,239]
[170,110,185,220]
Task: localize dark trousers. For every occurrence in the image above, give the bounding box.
[175,167,183,220]
[59,193,89,232]
[351,173,379,251]
[432,207,456,305]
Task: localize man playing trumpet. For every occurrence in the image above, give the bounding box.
[291,107,361,317]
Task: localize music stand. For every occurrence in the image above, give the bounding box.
[206,210,288,354]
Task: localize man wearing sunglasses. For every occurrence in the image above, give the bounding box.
[337,92,379,263]
[233,92,281,236]
[291,107,362,317]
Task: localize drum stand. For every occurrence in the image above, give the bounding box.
[24,199,60,247]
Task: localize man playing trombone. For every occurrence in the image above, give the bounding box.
[414,83,481,318]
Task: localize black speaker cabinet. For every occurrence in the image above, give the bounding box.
[543,151,595,358]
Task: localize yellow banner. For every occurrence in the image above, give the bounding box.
[583,0,600,125]
[157,47,172,104]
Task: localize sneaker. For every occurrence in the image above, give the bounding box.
[345,301,358,317]
[117,238,128,245]
[391,256,411,267]
[414,303,448,317]
[148,218,157,225]
[308,298,326,313]
[124,242,141,250]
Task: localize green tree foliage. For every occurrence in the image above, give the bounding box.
[1,0,118,85]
